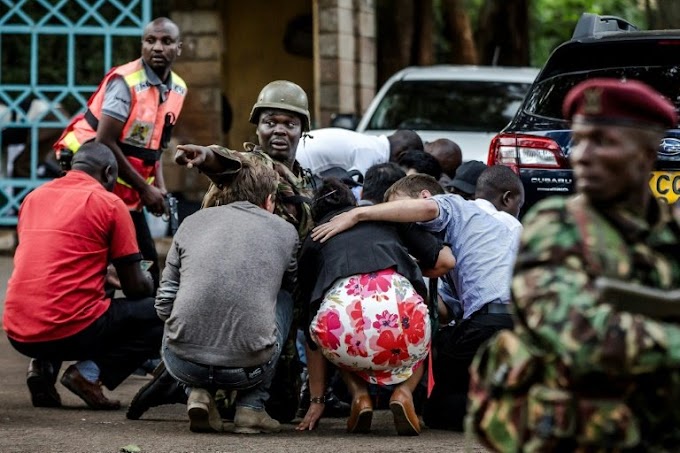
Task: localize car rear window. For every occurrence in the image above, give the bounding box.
[366,80,532,132]
[523,38,680,124]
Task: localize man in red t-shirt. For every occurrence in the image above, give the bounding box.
[3,142,162,410]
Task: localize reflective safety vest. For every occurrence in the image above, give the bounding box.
[54,59,187,209]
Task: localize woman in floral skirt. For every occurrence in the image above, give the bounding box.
[295,178,454,435]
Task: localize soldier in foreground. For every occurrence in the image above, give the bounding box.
[467,78,680,451]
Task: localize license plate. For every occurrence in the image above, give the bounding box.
[650,171,680,205]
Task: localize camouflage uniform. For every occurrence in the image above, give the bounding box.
[468,194,680,452]
[201,143,314,423]
[201,143,314,240]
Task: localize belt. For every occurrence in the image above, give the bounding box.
[476,302,511,315]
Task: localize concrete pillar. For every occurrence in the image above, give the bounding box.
[163,7,222,200]
[316,0,376,127]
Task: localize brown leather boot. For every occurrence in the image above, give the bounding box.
[233,406,281,434]
[60,365,120,410]
[187,388,223,433]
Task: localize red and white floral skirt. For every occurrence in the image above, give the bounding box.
[310,268,431,386]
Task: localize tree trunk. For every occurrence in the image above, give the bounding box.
[416,0,435,66]
[476,0,530,66]
[651,0,680,29]
[443,0,478,64]
[376,0,415,84]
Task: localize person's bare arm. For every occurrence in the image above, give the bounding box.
[114,260,154,299]
[421,245,455,278]
[296,346,328,431]
[311,199,440,243]
[154,159,167,194]
[96,114,165,215]
[437,295,453,324]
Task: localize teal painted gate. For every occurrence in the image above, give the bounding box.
[0,0,152,225]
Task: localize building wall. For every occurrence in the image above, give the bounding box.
[316,0,376,127]
[221,0,314,149]
[165,0,376,198]
[162,4,224,199]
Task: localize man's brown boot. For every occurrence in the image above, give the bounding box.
[60,365,120,410]
[187,388,223,433]
[233,406,281,434]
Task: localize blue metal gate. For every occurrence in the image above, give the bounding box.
[0,0,152,225]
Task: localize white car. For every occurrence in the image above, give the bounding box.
[355,65,539,162]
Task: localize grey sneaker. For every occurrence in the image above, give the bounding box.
[233,406,281,434]
[187,388,223,433]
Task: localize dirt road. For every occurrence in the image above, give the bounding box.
[0,252,486,453]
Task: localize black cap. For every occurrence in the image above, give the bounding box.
[313,166,363,188]
[448,160,487,195]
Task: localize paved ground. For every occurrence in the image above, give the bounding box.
[0,234,488,453]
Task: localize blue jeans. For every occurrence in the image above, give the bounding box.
[163,290,293,410]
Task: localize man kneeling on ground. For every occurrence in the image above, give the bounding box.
[154,156,299,433]
[3,142,161,410]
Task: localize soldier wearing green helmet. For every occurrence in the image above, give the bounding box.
[175,79,314,240]
[126,80,315,426]
[249,80,312,131]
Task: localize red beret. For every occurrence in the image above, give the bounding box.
[562,78,677,129]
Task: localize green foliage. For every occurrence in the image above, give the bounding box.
[431,0,645,68]
[530,0,646,67]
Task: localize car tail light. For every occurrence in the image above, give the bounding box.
[488,133,567,172]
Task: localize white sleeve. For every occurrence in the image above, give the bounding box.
[349,145,390,175]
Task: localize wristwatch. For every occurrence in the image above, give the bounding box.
[310,395,326,404]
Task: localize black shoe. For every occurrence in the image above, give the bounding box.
[126,361,187,420]
[215,389,236,421]
[26,359,61,408]
[324,390,351,418]
[296,374,311,419]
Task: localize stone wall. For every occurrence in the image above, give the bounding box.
[163,0,378,198]
[316,0,376,126]
[162,5,223,199]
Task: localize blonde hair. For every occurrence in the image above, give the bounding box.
[384,173,444,201]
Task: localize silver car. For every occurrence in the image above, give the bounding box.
[355,65,539,162]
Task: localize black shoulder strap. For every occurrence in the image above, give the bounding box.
[428,277,440,336]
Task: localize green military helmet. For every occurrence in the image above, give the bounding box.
[249,80,311,132]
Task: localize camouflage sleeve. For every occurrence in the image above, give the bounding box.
[201,145,243,187]
[512,198,680,379]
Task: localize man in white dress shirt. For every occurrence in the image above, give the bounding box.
[296,128,422,177]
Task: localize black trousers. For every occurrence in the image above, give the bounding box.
[9,297,163,390]
[129,210,160,289]
[423,312,513,431]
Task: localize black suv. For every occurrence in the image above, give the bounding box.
[487,13,680,216]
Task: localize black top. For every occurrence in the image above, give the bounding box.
[299,206,445,348]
